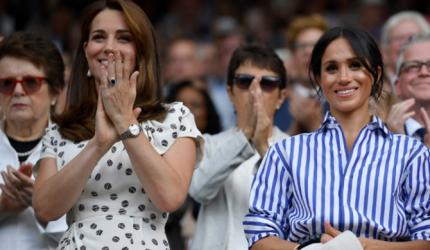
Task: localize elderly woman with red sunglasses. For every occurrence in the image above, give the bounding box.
[0,32,67,249]
[189,44,289,250]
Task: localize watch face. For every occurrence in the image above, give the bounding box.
[129,124,141,136]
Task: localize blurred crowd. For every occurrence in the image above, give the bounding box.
[0,0,430,250]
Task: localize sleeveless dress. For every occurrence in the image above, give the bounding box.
[39,102,202,250]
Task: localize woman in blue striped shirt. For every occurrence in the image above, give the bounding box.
[244,27,430,250]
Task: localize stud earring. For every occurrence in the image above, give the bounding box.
[87,69,92,77]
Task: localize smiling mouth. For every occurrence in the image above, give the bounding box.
[335,88,358,96]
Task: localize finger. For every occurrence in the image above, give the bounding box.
[123,53,133,79]
[12,171,34,187]
[324,222,341,237]
[133,107,142,119]
[0,183,19,201]
[402,111,416,121]
[129,71,139,89]
[397,98,416,112]
[114,50,123,81]
[2,169,19,189]
[107,52,116,86]
[419,107,430,131]
[320,233,334,244]
[100,63,109,89]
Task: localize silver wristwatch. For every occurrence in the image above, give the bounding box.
[119,124,142,140]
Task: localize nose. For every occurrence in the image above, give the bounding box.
[103,37,116,54]
[13,82,25,96]
[250,76,261,91]
[339,66,352,84]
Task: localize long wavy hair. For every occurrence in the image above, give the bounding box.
[52,0,165,141]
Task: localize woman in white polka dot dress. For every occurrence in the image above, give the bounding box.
[32,1,202,249]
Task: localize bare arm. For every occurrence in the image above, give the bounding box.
[250,236,298,250]
[33,139,106,223]
[121,133,196,212]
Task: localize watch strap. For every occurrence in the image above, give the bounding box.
[119,124,142,140]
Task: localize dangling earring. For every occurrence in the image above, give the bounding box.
[87,69,92,77]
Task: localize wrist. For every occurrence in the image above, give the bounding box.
[114,117,139,135]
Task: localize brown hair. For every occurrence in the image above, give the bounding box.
[287,14,328,50]
[52,0,165,141]
[0,31,65,96]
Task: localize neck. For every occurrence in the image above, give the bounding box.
[5,116,48,141]
[332,107,371,151]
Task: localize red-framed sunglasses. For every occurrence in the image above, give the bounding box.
[0,76,46,95]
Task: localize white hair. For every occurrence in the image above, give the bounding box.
[380,11,430,47]
[395,34,430,77]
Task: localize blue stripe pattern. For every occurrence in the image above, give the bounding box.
[244,113,430,247]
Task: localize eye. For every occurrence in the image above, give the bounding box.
[325,63,338,73]
[90,33,105,41]
[118,34,133,43]
[349,60,363,70]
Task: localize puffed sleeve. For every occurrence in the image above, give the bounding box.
[40,122,60,159]
[143,102,203,159]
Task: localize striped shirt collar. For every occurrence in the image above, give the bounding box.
[320,112,392,139]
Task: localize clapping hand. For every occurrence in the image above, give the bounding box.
[386,98,416,134]
[0,165,34,212]
[93,51,141,151]
[251,86,271,156]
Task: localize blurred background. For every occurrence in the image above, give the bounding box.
[1,0,428,57]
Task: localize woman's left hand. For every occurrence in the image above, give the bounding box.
[99,51,140,133]
[321,222,374,249]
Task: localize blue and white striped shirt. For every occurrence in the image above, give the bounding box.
[244,113,430,247]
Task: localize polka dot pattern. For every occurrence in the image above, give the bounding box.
[38,103,202,249]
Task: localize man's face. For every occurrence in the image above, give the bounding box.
[385,19,422,73]
[396,40,430,103]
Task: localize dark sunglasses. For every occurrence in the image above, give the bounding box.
[233,74,281,92]
[0,76,46,95]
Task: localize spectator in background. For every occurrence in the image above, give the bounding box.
[206,16,242,130]
[0,31,67,250]
[189,44,289,250]
[387,34,430,147]
[380,11,430,84]
[163,38,203,87]
[283,14,328,135]
[166,80,221,135]
[165,80,222,250]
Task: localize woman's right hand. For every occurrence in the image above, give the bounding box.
[0,166,33,212]
[93,89,118,153]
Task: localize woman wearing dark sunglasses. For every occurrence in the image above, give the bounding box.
[245,27,430,250]
[0,32,67,249]
[189,44,289,250]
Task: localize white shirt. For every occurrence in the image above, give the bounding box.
[0,120,67,250]
[189,127,289,250]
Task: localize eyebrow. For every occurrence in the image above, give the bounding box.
[90,29,132,34]
[322,56,359,65]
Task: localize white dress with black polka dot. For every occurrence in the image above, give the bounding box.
[39,102,202,250]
